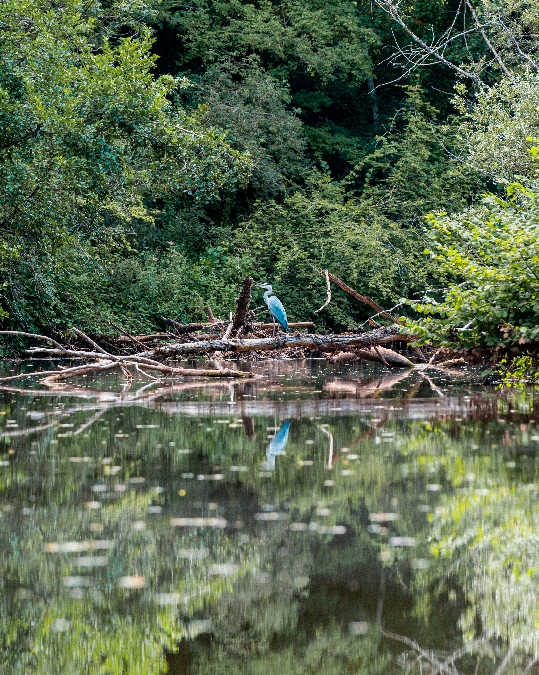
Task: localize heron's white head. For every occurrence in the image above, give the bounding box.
[256,283,272,293]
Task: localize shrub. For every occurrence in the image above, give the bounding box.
[407,180,539,348]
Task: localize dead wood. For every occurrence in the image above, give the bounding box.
[242,321,317,331]
[327,351,359,364]
[231,276,254,337]
[117,333,175,343]
[138,326,413,359]
[373,345,390,366]
[205,305,218,323]
[0,330,64,349]
[72,327,109,354]
[162,318,218,334]
[110,321,147,350]
[314,269,331,313]
[0,330,254,383]
[411,345,427,362]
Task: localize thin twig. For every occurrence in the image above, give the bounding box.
[134,363,161,380]
[374,345,390,366]
[376,0,485,85]
[326,272,400,323]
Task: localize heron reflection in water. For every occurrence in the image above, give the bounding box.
[266,420,290,469]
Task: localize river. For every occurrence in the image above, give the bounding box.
[0,359,536,674]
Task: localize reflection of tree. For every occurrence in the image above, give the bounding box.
[400,402,539,674]
[0,486,260,674]
[2,370,535,673]
[173,395,539,674]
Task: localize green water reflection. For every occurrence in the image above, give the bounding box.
[1,360,538,674]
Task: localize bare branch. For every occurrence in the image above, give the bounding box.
[326,271,400,323]
[314,270,332,313]
[464,0,512,77]
[375,0,485,85]
[72,328,110,355]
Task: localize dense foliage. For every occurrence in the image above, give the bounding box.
[0,0,250,330]
[1,0,539,344]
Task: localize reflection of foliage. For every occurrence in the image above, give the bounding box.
[496,355,539,387]
[400,403,539,673]
[192,624,390,675]
[3,375,539,672]
[0,487,257,674]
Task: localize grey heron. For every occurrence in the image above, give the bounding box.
[256,283,288,334]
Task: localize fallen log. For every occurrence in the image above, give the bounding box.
[117,333,174,342]
[0,329,254,382]
[0,325,415,385]
[361,346,414,367]
[138,326,413,359]
[115,322,316,342]
[162,318,212,334]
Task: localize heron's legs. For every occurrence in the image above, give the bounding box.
[272,316,276,337]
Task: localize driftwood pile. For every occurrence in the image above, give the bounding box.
[0,272,425,384]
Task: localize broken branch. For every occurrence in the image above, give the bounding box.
[325,272,400,323]
[231,276,254,337]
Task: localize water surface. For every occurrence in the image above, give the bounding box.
[0,359,537,674]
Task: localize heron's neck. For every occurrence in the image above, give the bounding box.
[263,288,272,303]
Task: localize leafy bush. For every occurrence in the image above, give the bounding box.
[2,244,255,335]
[351,86,487,228]
[407,180,539,348]
[183,57,308,197]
